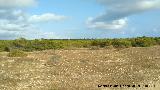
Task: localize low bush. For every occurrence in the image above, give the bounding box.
[133,37,156,47]
[104,45,114,49]
[89,46,100,50]
[112,39,132,48]
[4,47,11,52]
[8,49,28,57]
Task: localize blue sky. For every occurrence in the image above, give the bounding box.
[0,0,160,39]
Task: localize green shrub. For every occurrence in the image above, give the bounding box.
[0,37,159,52]
[91,40,108,48]
[112,39,132,48]
[4,47,11,52]
[8,50,28,57]
[105,40,112,46]
[91,40,99,46]
[133,37,156,47]
[155,38,160,45]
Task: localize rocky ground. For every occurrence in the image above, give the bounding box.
[0,46,160,90]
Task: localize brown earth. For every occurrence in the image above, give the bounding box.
[0,46,160,90]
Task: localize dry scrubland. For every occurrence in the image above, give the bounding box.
[0,46,160,90]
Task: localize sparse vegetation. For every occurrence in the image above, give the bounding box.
[0,46,160,90]
[8,49,28,57]
[45,55,61,67]
[0,36,160,90]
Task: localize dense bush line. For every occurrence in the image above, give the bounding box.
[0,36,159,52]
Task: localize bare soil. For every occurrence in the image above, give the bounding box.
[0,46,160,90]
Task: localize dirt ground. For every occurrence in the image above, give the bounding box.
[0,46,160,90]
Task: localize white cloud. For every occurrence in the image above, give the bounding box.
[87,17,127,30]
[0,10,30,31]
[29,31,61,39]
[0,11,65,39]
[0,0,67,39]
[0,31,18,40]
[29,13,67,23]
[0,0,36,37]
[0,0,36,8]
[87,0,160,30]
[0,22,28,31]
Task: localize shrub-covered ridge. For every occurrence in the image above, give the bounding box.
[0,36,159,52]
